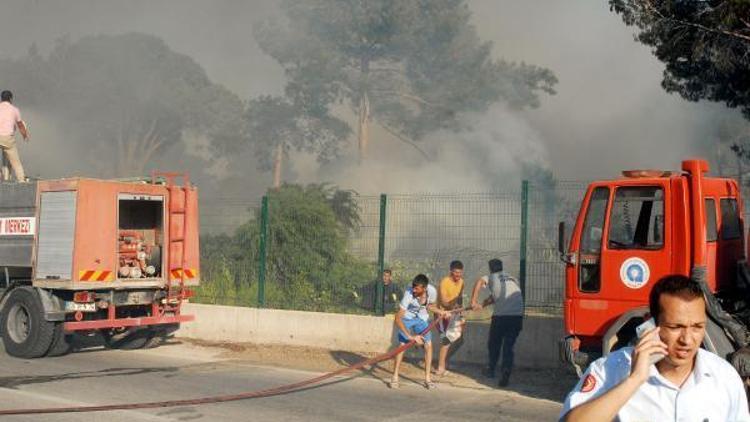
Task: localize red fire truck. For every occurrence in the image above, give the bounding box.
[559,159,750,378]
[0,174,199,358]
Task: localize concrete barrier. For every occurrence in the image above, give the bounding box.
[178,303,394,352]
[178,303,564,369]
[443,315,565,369]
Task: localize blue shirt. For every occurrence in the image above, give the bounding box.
[399,285,437,321]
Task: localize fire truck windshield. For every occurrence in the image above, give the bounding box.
[608,186,664,250]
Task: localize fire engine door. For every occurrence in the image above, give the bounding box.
[598,184,671,305]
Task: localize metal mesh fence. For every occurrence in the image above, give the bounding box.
[193,182,592,314]
[194,196,261,307]
[383,192,521,309]
[526,182,588,310]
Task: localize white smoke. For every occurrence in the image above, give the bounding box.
[290,105,549,194]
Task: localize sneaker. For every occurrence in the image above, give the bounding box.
[482,367,495,378]
[498,371,510,387]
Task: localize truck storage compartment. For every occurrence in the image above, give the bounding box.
[25,177,198,289]
[36,191,76,280]
[0,183,37,270]
[118,194,164,280]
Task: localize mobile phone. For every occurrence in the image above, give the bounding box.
[635,317,665,365]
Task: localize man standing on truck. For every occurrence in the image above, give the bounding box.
[0,91,29,182]
[560,275,750,421]
[435,260,465,377]
[470,258,524,387]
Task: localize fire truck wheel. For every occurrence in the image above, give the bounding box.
[46,323,73,357]
[0,287,55,358]
[101,327,151,350]
[142,323,179,349]
[704,317,735,360]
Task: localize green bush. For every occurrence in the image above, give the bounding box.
[196,183,378,314]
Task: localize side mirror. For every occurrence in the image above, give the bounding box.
[558,221,566,255]
[559,222,576,265]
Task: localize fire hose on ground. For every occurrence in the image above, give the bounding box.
[0,309,467,416]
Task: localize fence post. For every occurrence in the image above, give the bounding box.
[376,194,387,316]
[258,195,269,308]
[519,181,529,302]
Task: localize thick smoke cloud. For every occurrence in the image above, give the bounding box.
[293,105,549,193]
[469,0,728,180]
[0,0,733,197]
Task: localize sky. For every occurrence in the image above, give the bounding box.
[0,0,739,194]
[469,0,730,180]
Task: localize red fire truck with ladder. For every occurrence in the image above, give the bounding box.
[559,159,750,380]
[0,173,199,358]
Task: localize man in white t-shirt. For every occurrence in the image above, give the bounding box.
[389,273,446,390]
[470,258,524,387]
[560,275,750,422]
[0,91,30,182]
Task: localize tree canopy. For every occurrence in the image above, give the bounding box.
[245,95,350,187]
[252,0,557,164]
[0,33,245,176]
[610,0,750,120]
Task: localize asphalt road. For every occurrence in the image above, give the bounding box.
[0,340,563,421]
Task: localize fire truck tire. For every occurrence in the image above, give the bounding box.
[0,287,55,358]
[46,323,73,357]
[101,328,151,350]
[142,334,162,349]
[704,317,736,360]
[142,323,179,349]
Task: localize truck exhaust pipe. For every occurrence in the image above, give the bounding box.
[681,159,709,269]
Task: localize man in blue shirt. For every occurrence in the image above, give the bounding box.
[389,274,445,390]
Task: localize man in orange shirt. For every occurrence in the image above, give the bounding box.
[435,260,465,376]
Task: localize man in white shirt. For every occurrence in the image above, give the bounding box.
[470,258,524,387]
[560,275,750,422]
[0,91,30,182]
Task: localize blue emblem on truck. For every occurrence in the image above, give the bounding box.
[620,257,650,289]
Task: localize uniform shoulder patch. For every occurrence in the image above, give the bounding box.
[581,374,596,393]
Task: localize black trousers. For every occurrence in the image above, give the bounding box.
[488,315,523,374]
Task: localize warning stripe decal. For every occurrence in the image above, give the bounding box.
[79,270,114,282]
[170,268,197,279]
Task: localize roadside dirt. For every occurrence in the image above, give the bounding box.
[177,337,577,402]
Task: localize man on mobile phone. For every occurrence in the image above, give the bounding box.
[560,275,749,422]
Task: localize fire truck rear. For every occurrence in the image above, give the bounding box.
[559,159,750,379]
[0,174,199,358]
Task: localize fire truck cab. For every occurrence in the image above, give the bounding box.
[559,159,750,377]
